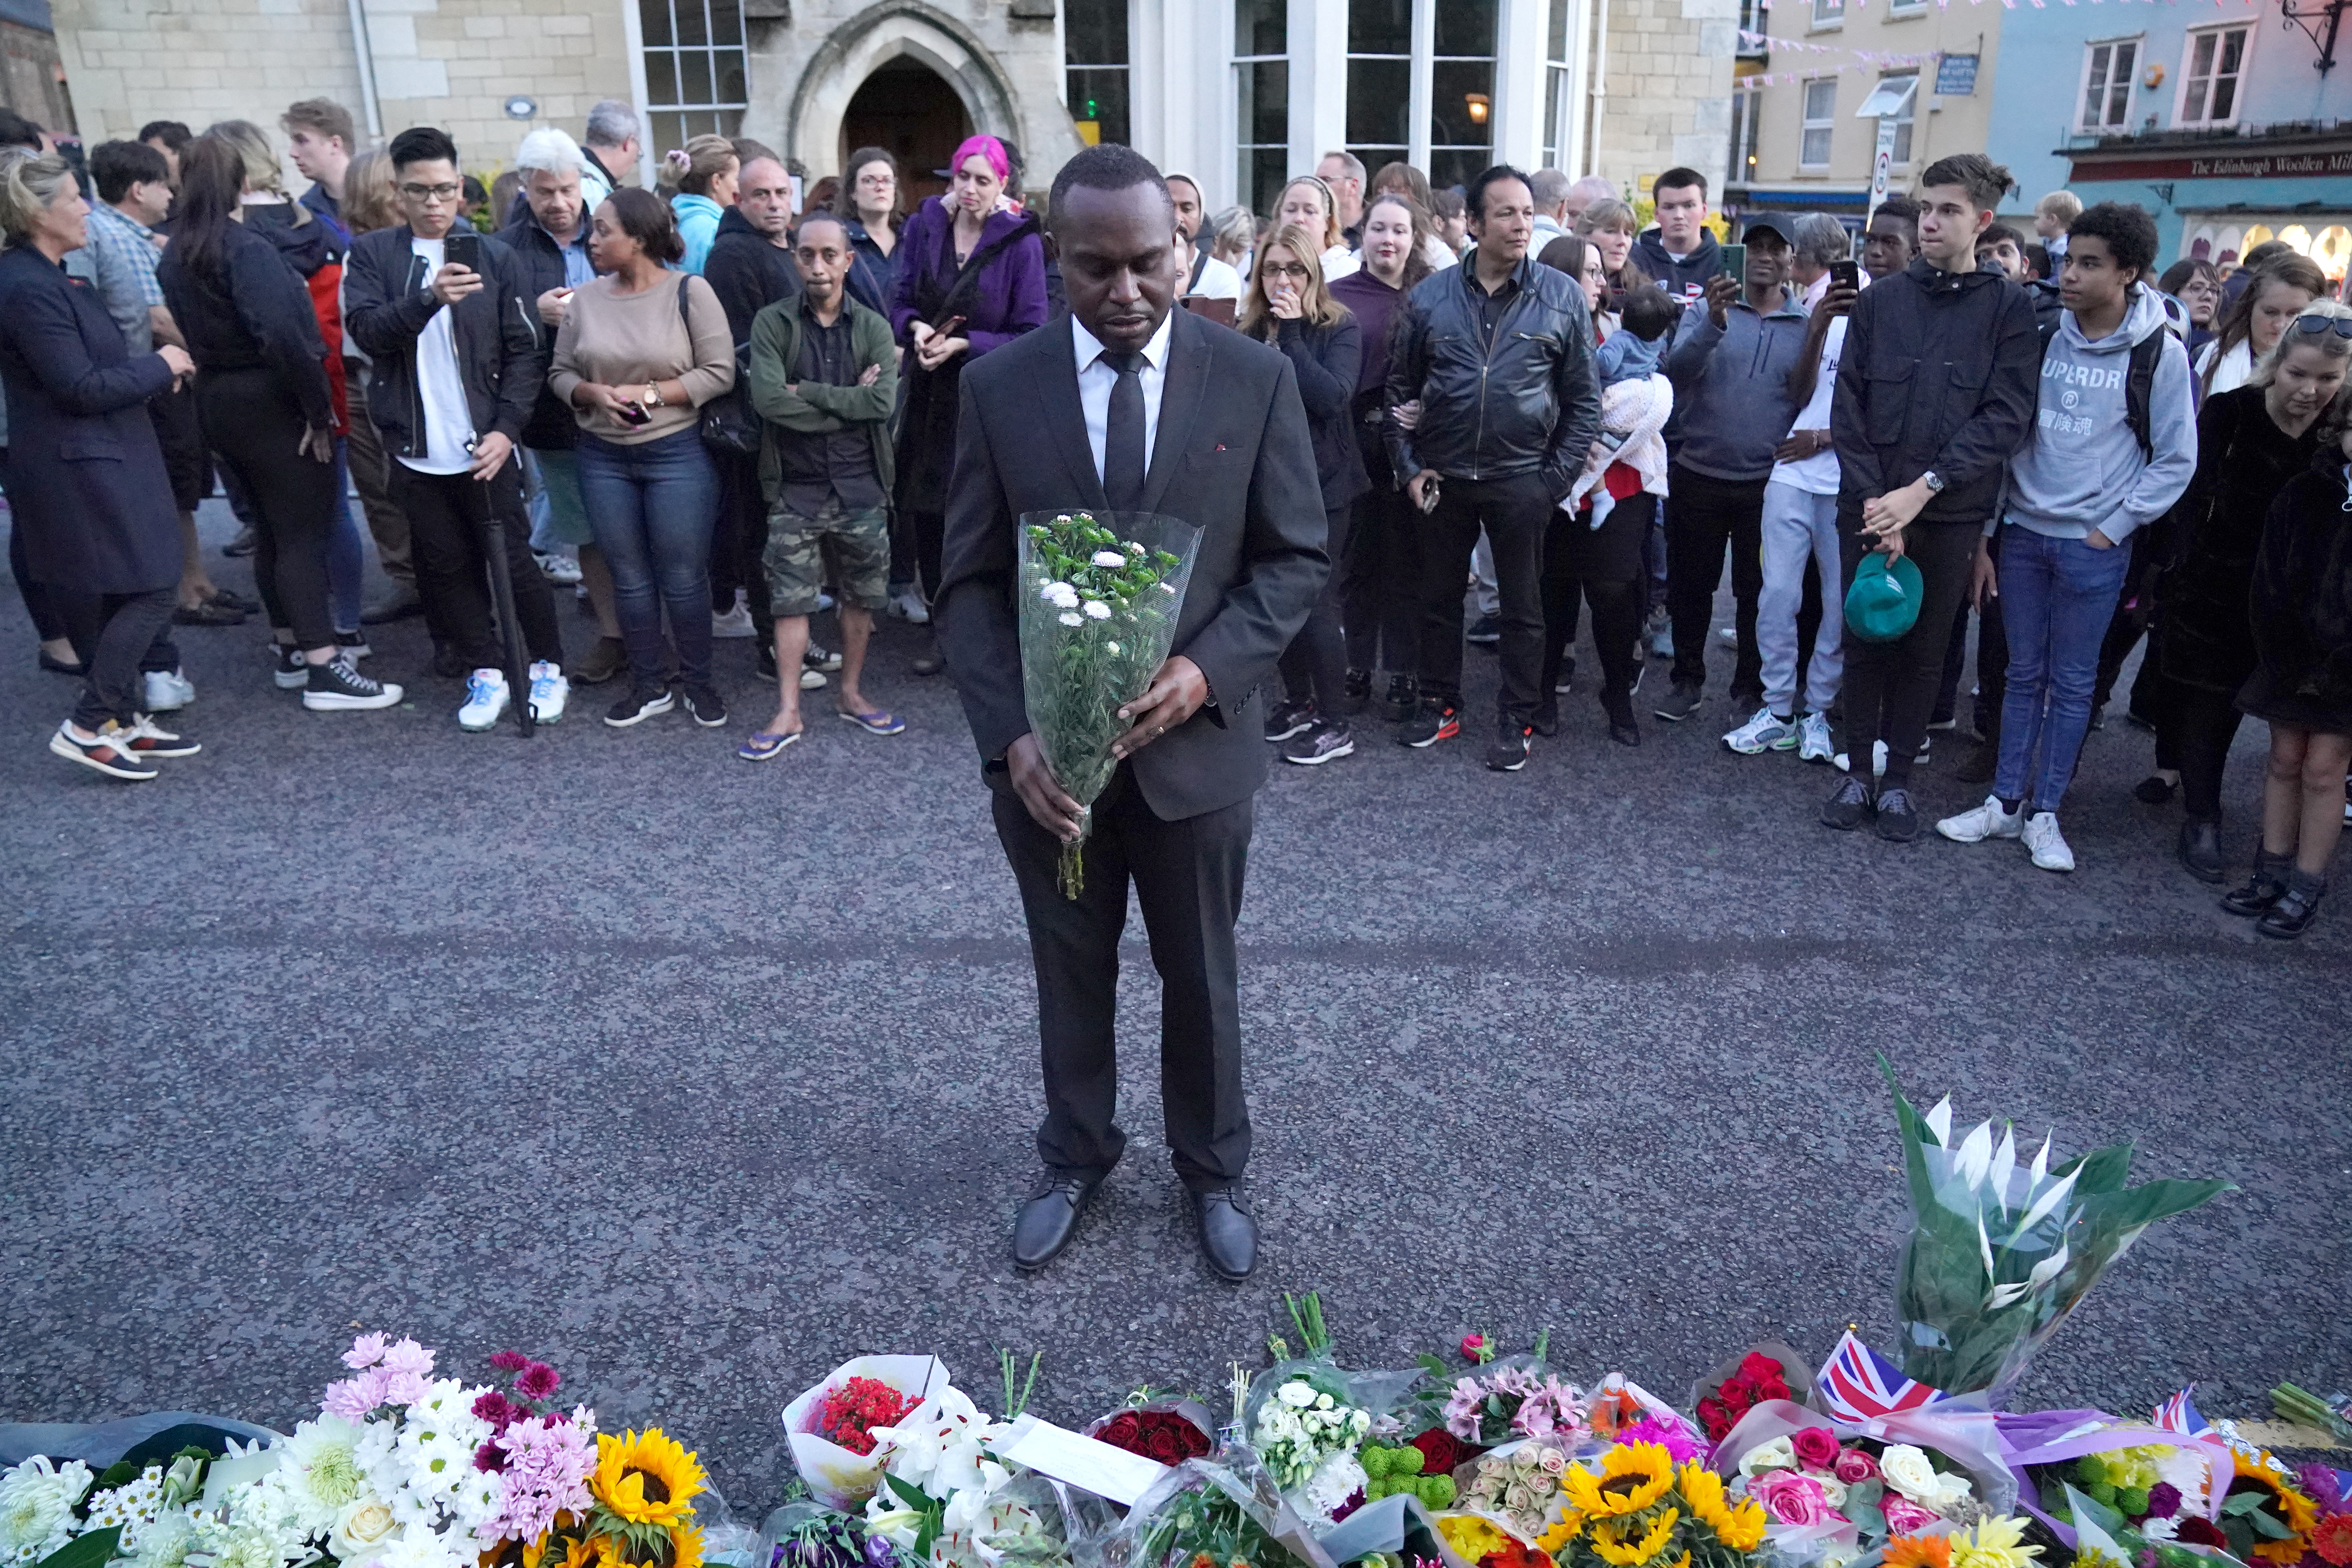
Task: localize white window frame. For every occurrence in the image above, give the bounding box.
[1873,71,1918,166]
[2077,35,2141,134]
[1800,76,1838,167]
[1235,0,1288,218]
[1810,0,1842,30]
[2175,21,2253,129]
[635,0,748,152]
[1728,81,1761,183]
[1886,0,1926,18]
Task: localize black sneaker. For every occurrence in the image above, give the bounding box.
[1484,719,1532,772]
[1263,699,1315,743]
[1605,699,1641,748]
[1339,668,1371,717]
[1653,681,1703,722]
[756,640,779,682]
[604,686,675,727]
[1531,701,1560,737]
[1874,787,1920,842]
[1821,776,1874,831]
[1398,697,1461,748]
[1380,673,1419,723]
[804,643,843,673]
[682,684,729,727]
[271,642,308,690]
[1554,656,1576,696]
[302,656,403,711]
[335,629,371,661]
[1283,720,1355,766]
[1465,613,1501,646]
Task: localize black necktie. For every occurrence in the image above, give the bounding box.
[1101,348,1146,510]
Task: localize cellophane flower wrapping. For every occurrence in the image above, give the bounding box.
[783,1357,955,1511]
[1016,512,1203,899]
[1878,1057,2231,1407]
[1092,1451,1336,1568]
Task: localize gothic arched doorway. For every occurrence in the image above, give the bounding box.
[841,56,971,206]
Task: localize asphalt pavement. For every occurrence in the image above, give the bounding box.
[3,501,2345,1506]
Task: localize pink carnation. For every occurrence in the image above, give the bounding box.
[516,1363,561,1401]
[1882,1496,1941,1535]
[1750,1470,1841,1527]
[479,1416,597,1547]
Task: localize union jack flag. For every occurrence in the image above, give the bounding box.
[2152,1385,2214,1437]
[1813,1330,1949,1424]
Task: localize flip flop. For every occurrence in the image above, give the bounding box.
[735,729,802,761]
[838,707,905,736]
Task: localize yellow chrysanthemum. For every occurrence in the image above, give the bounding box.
[1951,1516,2045,1568]
[1590,1508,1679,1567]
[1565,1445,1677,1520]
[593,1431,706,1529]
[1439,1516,1517,1563]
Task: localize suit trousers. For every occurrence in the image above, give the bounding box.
[991,763,1254,1192]
[1416,471,1552,725]
[1666,465,1767,701]
[1838,516,1980,793]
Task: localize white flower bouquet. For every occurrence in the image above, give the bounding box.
[1016,510,1203,898]
[1244,1377,1371,1524]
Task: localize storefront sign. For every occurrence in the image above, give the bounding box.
[1935,54,1978,96]
[2066,146,2352,182]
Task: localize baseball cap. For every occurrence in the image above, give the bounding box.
[1740,212,1798,247]
[1844,549,1924,643]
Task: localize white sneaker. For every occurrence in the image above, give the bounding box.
[800,668,828,690]
[889,587,931,625]
[1834,739,1890,777]
[711,598,757,639]
[1716,626,1738,647]
[458,668,510,731]
[536,550,583,586]
[1723,707,1798,755]
[1937,793,2023,844]
[1797,710,1833,764]
[527,661,568,724]
[143,668,196,711]
[2022,811,2076,872]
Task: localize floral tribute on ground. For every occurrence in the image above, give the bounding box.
[5,1064,2323,1568]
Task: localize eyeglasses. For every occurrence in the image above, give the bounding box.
[400,182,463,202]
[1265,262,1311,279]
[2291,314,2352,339]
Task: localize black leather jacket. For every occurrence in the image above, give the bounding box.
[342,223,545,462]
[1382,255,1601,499]
[493,214,586,450]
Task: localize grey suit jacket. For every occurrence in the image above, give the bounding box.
[935,308,1329,822]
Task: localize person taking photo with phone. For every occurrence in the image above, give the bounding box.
[345,125,567,732]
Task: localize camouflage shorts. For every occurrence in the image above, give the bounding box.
[763,498,890,618]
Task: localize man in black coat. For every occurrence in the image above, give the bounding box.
[933,143,1327,1281]
[345,126,563,729]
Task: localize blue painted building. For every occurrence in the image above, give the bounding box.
[1982,0,2352,280]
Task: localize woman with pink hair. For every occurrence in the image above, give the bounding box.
[889,133,1048,671]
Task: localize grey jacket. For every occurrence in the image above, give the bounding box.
[1662,287,1811,482]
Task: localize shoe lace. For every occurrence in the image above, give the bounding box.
[334,658,381,692]
[1879,788,1911,813]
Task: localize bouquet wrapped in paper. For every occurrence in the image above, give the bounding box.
[782,1356,955,1510]
[1877,1055,2232,1407]
[1017,510,1203,898]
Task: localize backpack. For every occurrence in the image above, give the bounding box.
[2028,278,2177,461]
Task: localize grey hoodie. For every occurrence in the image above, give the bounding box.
[2004,285,2197,545]
[1661,287,1812,482]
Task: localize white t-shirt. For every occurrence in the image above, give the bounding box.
[1321,243,1361,281]
[2196,337,2254,397]
[400,235,477,476]
[1187,254,1243,300]
[1770,316,1847,495]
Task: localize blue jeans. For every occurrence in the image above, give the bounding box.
[1993,524,2132,813]
[575,427,719,690]
[328,438,367,635]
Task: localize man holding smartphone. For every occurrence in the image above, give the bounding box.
[345,126,568,731]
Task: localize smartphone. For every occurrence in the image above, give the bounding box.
[1830,259,1860,292]
[1417,472,1443,515]
[1720,243,1747,281]
[929,313,966,339]
[617,399,652,427]
[443,231,483,272]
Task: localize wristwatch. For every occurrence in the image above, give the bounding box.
[642,382,665,409]
[1921,470,1947,495]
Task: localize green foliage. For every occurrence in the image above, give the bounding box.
[886,1474,947,1563]
[34,1529,123,1568]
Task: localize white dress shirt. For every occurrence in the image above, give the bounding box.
[1072,309,1173,482]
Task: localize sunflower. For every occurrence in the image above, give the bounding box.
[1566,1446,1677,1521]
[1677,1466,1765,1554]
[2230,1456,2320,1567]
[557,1539,612,1568]
[1950,1516,2044,1568]
[593,1431,706,1529]
[1590,1508,1679,1567]
[1536,1515,1584,1555]
[1884,1537,1953,1568]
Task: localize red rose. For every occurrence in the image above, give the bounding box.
[1754,1377,1792,1403]
[1144,1427,1187,1464]
[1792,1428,1841,1472]
[2177,1520,2229,1550]
[1698,1397,1733,1442]
[1736,1353,1786,1385]
[1412,1428,1474,1477]
[1722,1381,1756,1415]
[1100,1414,1145,1452]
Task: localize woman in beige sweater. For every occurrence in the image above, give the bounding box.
[548,187,735,728]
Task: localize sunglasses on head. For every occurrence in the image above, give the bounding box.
[2291,315,2352,339]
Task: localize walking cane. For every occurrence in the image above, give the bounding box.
[471,467,535,737]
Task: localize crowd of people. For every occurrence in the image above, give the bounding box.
[4,98,2350,938]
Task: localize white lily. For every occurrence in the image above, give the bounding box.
[2027,1242,2071,1290]
[1953,1119,1994,1191]
[1988,1126,2018,1213]
[1925,1095,1954,1145]
[2011,1163,2082,1243]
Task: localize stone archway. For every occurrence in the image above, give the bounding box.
[842,56,970,205]
[785,3,1022,187]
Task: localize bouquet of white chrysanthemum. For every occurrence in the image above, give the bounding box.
[1016,510,1202,898]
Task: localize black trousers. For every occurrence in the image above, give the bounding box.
[991,764,1253,1192]
[1276,504,1352,718]
[198,367,337,648]
[713,448,774,624]
[1340,442,1420,677]
[910,506,946,601]
[7,510,73,642]
[1541,490,1650,712]
[68,588,175,730]
[1666,465,1767,700]
[1416,470,1552,725]
[2165,679,2245,824]
[389,463,563,672]
[1933,590,2009,738]
[1838,515,1981,792]
[2093,534,2162,716]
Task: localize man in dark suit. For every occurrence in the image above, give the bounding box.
[934,143,1327,1282]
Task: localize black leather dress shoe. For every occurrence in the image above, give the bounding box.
[1011,1172,1100,1269]
[2176,819,2226,883]
[1192,1187,1258,1281]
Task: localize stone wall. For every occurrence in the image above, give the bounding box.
[1593,0,1737,195]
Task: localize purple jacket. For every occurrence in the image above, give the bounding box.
[889,199,1048,356]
